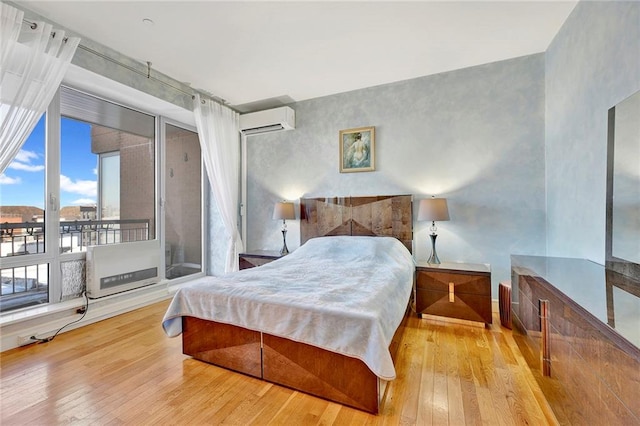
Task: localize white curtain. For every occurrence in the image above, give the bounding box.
[0,3,80,173]
[193,95,244,273]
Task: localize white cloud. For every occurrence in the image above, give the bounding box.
[8,162,45,172]
[14,150,39,163]
[60,175,97,197]
[9,149,44,172]
[0,174,21,184]
[92,167,98,175]
[71,198,97,205]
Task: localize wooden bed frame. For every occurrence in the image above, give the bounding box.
[182,195,413,413]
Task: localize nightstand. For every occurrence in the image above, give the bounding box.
[414,261,492,325]
[239,250,284,270]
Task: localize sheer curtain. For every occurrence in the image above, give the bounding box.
[193,95,244,273]
[0,3,80,173]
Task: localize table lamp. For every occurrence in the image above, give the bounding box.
[273,201,295,255]
[418,197,450,264]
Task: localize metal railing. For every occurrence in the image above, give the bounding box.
[1,222,45,257]
[0,263,48,312]
[0,219,150,257]
[58,219,150,253]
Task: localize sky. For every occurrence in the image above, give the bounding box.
[0,115,98,209]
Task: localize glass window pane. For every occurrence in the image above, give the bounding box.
[117,126,155,242]
[0,263,48,312]
[60,97,155,252]
[100,153,120,219]
[165,124,202,279]
[0,115,46,258]
[59,117,97,252]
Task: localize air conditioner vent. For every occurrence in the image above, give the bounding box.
[240,106,295,135]
[242,124,286,135]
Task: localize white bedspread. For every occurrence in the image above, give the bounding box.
[162,236,414,380]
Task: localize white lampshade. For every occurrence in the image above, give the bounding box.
[417,198,450,222]
[273,201,295,220]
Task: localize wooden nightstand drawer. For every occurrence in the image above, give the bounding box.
[416,270,491,296]
[239,251,283,270]
[415,261,492,325]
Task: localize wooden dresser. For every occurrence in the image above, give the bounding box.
[511,255,639,424]
[414,261,492,325]
[238,251,283,270]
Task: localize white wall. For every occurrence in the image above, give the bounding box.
[246,54,547,296]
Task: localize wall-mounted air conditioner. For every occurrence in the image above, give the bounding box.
[86,240,161,298]
[240,106,295,135]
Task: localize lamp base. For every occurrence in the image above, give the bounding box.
[427,233,441,264]
[280,229,289,255]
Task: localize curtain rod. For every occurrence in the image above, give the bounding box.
[21,17,230,109]
[22,18,68,42]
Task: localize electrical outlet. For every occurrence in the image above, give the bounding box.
[17,335,35,346]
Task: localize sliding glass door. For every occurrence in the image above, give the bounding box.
[164,123,202,279]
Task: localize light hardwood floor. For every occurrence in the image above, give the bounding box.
[1,300,557,425]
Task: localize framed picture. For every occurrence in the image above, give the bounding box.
[339,126,375,173]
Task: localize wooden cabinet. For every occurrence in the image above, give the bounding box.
[239,251,283,270]
[511,255,640,425]
[415,261,492,325]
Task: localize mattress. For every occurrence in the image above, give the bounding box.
[162,235,414,380]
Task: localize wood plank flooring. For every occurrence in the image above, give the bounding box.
[1,300,558,425]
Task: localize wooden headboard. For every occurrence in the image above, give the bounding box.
[300,195,413,253]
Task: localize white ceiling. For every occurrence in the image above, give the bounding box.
[19,1,577,111]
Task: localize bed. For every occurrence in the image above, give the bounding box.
[162,195,414,413]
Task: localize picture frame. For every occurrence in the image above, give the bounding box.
[339,126,375,173]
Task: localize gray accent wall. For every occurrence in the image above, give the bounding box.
[545,1,640,263]
[246,54,547,295]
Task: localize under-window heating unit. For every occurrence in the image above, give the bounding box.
[86,240,161,299]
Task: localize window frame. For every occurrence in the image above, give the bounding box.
[0,83,205,314]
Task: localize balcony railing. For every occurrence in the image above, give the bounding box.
[0,219,151,312]
[0,263,48,312]
[1,219,150,257]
